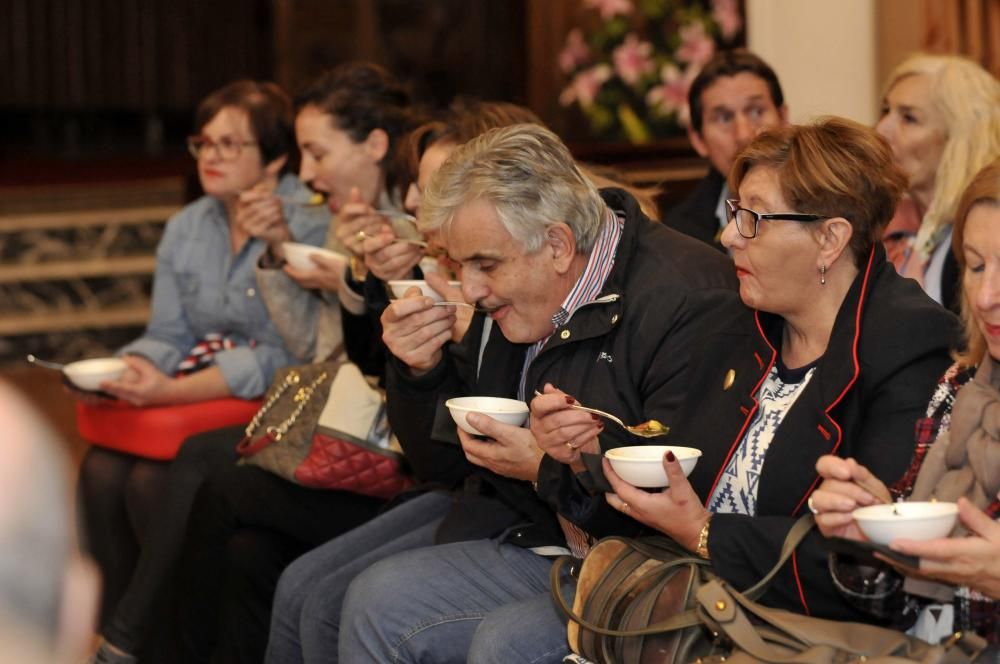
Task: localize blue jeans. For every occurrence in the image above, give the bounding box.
[265,490,453,664]
[338,539,574,664]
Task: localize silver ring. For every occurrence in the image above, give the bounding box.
[807,496,819,515]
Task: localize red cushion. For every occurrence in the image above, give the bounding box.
[76,398,262,460]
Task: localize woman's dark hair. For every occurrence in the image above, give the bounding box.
[688,49,784,135]
[195,80,295,172]
[402,100,543,179]
[296,62,419,195]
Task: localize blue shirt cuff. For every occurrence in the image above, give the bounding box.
[118,338,183,375]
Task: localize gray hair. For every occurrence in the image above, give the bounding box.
[0,382,72,642]
[418,123,608,254]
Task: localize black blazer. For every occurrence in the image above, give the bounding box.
[663,168,727,252]
[670,244,959,620]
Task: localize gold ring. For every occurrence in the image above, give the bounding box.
[565,442,576,451]
[621,502,630,514]
[356,230,367,242]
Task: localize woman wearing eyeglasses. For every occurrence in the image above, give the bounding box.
[530,118,959,639]
[82,80,327,664]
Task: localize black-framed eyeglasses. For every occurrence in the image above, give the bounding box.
[725,199,826,239]
[187,135,258,161]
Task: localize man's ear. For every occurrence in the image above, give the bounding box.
[364,128,390,162]
[547,223,578,274]
[815,216,854,268]
[687,126,710,159]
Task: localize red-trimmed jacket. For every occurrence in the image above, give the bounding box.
[672,243,959,621]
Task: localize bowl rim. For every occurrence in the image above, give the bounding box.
[604,445,703,461]
[445,396,529,414]
[853,501,958,522]
[281,242,347,260]
[63,357,129,374]
[388,279,462,288]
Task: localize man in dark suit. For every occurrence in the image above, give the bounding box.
[665,50,788,251]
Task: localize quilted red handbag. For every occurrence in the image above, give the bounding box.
[235,361,413,500]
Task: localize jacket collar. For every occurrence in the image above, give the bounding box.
[752,243,883,412]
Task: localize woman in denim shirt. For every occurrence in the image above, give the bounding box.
[81,80,327,664]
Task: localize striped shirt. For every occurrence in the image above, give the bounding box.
[517,207,623,400]
[519,206,623,558]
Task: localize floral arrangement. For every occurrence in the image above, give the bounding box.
[559,0,743,144]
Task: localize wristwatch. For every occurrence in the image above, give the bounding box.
[696,514,712,560]
[349,255,368,282]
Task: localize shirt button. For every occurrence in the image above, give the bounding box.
[560,330,571,340]
[246,288,256,298]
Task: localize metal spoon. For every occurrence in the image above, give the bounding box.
[851,472,899,514]
[278,193,326,207]
[358,231,428,248]
[533,391,670,438]
[375,208,417,223]
[432,301,500,313]
[26,354,65,371]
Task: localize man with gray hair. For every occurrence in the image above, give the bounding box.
[338,123,738,662]
[0,381,99,662]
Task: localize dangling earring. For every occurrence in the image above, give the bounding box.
[820,264,827,286]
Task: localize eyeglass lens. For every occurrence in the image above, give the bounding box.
[187,136,249,160]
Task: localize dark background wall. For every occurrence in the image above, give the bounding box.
[0,0,529,166]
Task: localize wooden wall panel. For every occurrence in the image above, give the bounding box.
[0,0,272,111]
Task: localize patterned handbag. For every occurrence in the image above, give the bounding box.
[235,361,413,500]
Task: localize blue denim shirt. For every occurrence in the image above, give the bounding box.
[120,173,329,398]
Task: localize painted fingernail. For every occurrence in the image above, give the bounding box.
[565,396,576,404]
[666,450,676,462]
[591,414,600,422]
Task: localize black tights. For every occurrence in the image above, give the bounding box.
[149,464,385,663]
[78,426,243,653]
[78,448,170,628]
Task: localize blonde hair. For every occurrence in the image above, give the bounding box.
[883,54,1000,258]
[419,124,608,254]
[952,159,1000,365]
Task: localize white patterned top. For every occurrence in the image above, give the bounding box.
[708,359,817,515]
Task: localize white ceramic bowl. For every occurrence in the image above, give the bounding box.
[852,501,958,545]
[604,445,702,488]
[281,242,348,272]
[63,357,128,391]
[445,396,529,436]
[388,280,461,302]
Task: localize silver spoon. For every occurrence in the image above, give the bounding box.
[278,193,326,207]
[432,301,500,313]
[375,209,417,223]
[26,354,65,371]
[358,231,428,248]
[851,472,899,515]
[533,390,670,438]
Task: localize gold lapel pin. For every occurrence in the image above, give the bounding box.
[723,369,736,391]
